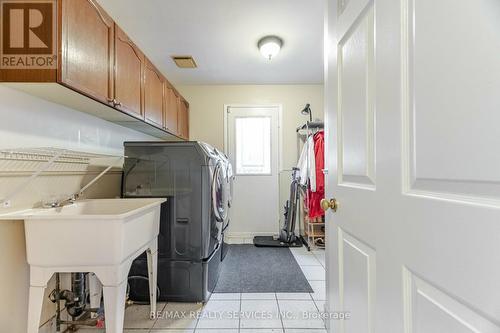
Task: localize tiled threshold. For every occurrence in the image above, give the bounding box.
[40,246,326,333]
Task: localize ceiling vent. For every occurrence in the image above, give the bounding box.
[172,56,197,68]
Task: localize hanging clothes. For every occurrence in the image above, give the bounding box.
[297,134,316,191]
[307,130,325,218]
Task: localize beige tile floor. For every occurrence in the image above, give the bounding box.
[72,246,327,333]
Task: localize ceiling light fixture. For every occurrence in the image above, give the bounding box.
[258,36,283,60]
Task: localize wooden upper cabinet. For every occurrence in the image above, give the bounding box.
[3,0,189,140]
[164,85,179,134]
[114,25,144,119]
[178,99,190,140]
[144,59,164,127]
[59,0,114,105]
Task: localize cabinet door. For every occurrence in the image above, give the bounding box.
[144,59,164,127]
[114,25,144,118]
[178,99,189,140]
[164,85,179,135]
[59,0,114,105]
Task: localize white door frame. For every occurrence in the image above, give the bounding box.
[223,104,283,239]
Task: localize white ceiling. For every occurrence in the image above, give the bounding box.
[96,0,325,85]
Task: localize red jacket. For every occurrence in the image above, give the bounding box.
[308,131,325,218]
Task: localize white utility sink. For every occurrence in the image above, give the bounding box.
[6,198,166,333]
[24,198,164,267]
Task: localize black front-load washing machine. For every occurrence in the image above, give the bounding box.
[122,141,229,302]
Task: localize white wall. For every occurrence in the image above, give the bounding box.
[177,84,324,239]
[0,85,156,332]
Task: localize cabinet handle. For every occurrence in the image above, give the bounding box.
[114,100,122,107]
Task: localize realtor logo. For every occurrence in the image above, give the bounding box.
[1,0,56,69]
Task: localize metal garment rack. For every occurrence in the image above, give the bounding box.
[0,147,123,208]
[296,121,325,250]
[296,121,324,134]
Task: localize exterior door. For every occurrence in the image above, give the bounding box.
[324,0,500,332]
[226,106,280,239]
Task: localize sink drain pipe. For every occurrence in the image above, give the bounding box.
[67,272,86,318]
[49,272,88,328]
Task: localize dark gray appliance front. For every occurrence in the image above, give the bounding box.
[122,142,223,302]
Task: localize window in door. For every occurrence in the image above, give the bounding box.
[235,116,271,175]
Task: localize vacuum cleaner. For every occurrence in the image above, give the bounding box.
[253,167,303,248]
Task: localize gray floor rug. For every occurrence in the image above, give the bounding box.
[214,244,313,293]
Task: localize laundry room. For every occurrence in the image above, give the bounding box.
[0,0,327,332]
[2,0,499,332]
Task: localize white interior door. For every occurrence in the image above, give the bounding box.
[325,0,500,332]
[226,105,280,238]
